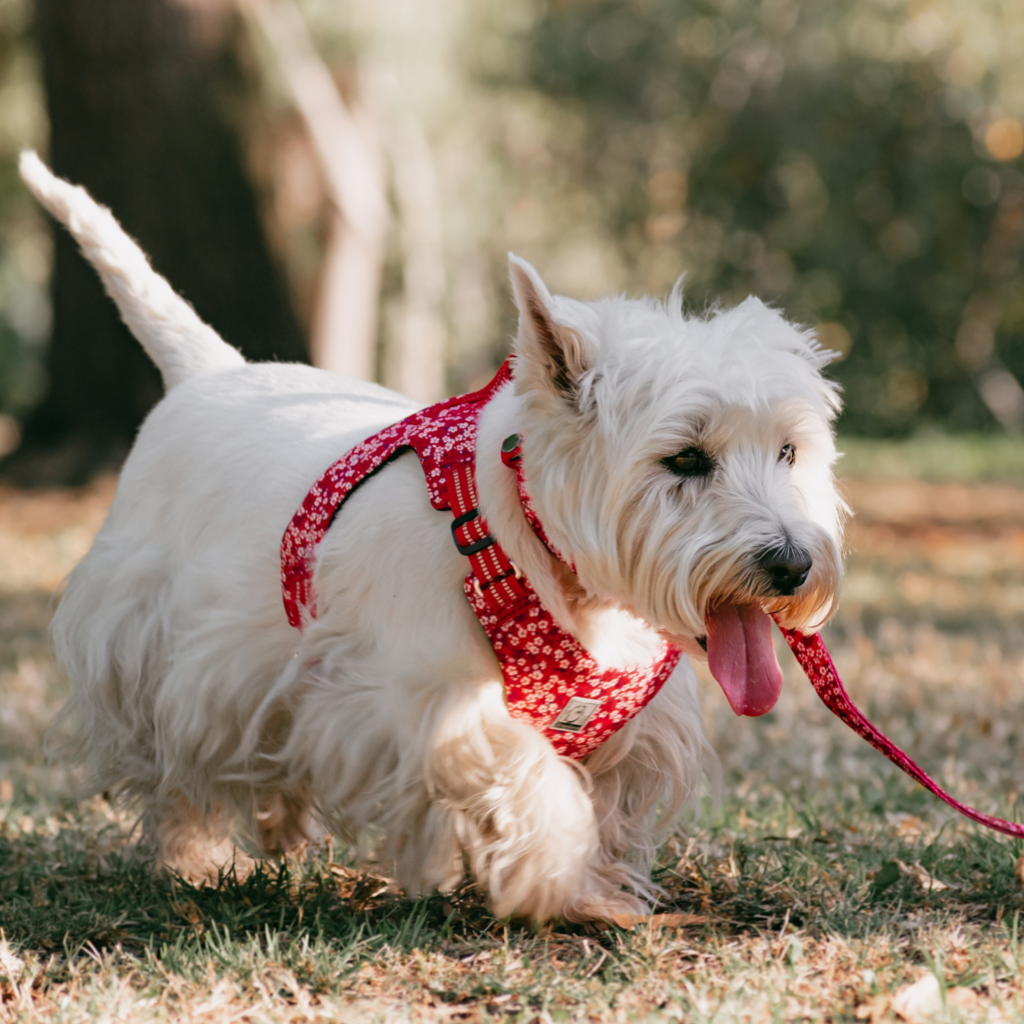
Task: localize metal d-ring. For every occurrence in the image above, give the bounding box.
[472,562,521,600]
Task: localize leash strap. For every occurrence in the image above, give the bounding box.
[779,623,1024,839]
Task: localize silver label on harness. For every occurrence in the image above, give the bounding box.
[550,697,602,733]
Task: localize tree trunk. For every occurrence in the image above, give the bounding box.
[16,0,307,483]
[239,0,388,381]
[384,106,446,403]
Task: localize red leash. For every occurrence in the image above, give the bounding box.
[778,622,1024,839]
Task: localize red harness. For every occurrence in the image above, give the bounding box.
[280,360,680,760]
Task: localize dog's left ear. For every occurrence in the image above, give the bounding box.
[509,254,591,403]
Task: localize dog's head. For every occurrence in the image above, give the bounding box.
[509,255,847,718]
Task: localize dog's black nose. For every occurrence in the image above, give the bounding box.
[758,546,812,596]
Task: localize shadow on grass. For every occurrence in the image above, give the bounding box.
[653,809,1024,943]
[0,817,512,962]
[2,797,1022,969]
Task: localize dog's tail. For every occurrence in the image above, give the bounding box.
[19,151,245,389]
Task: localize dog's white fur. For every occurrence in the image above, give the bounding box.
[22,151,845,922]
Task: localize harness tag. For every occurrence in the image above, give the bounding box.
[550,696,602,733]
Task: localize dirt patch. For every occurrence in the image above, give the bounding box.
[0,476,116,593]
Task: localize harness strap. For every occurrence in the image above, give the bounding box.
[499,434,574,571]
[446,464,528,615]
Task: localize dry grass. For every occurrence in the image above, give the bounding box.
[2,453,1024,1022]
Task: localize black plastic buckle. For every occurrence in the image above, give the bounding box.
[451,508,495,556]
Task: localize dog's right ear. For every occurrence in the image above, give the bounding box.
[509,254,591,403]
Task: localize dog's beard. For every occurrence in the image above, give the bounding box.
[693,526,841,716]
[582,498,843,719]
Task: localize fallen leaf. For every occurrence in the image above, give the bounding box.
[892,974,942,1022]
[171,898,203,925]
[888,811,929,835]
[897,860,950,892]
[855,995,891,1023]
[31,878,49,909]
[0,934,23,981]
[945,988,980,1012]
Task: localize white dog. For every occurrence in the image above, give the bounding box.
[22,152,845,923]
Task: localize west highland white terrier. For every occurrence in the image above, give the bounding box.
[22,152,845,922]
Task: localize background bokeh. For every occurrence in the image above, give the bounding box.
[0,0,1023,482]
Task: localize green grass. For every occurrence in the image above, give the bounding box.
[838,434,1024,482]
[2,778,1023,1021]
[4,474,1024,1020]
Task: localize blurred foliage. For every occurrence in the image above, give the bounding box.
[838,433,1024,481]
[839,432,1024,479]
[0,0,46,431]
[3,0,1024,440]
[506,0,1024,435]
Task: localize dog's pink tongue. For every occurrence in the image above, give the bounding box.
[706,604,784,716]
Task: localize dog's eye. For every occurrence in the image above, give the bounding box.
[779,443,796,466]
[663,447,714,478]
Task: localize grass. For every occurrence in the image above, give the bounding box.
[837,434,1024,482]
[3,792,1022,1022]
[2,468,1024,1021]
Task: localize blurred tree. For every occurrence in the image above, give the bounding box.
[0,1,52,459]
[511,0,1024,436]
[241,0,389,384]
[13,0,307,483]
[5,0,1023,448]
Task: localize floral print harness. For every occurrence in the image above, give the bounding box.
[280,360,680,760]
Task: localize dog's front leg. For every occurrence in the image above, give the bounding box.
[419,682,646,922]
[143,793,254,884]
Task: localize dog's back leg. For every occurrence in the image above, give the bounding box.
[252,790,316,855]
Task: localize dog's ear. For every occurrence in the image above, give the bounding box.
[508,254,591,402]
